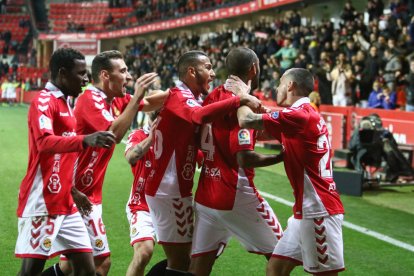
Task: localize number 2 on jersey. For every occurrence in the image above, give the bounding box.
[317,134,333,178]
[200,123,215,161]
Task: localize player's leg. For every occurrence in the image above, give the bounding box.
[19,258,46,275]
[52,213,96,275]
[82,204,111,275]
[93,256,111,276]
[188,202,230,276]
[146,196,194,274]
[126,210,156,276]
[266,258,297,276]
[127,240,154,276]
[66,252,95,276]
[266,216,303,276]
[224,198,283,257]
[15,216,52,275]
[301,215,345,275]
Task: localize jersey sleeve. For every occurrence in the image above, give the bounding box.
[125,130,146,155]
[75,92,113,133]
[31,96,84,153]
[229,125,255,156]
[262,108,308,139]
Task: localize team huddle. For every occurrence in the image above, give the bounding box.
[15,47,345,276]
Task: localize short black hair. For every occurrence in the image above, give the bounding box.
[284,68,314,96]
[49,48,85,81]
[91,50,124,83]
[225,47,258,79]
[177,51,208,79]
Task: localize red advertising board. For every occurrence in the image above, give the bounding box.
[54,39,99,55]
[321,112,345,151]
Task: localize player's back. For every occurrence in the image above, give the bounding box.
[145,82,201,198]
[196,85,256,210]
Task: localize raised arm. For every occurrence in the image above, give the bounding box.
[237,106,265,130]
[109,73,158,143]
[140,89,170,112]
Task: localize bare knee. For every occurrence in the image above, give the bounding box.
[95,256,111,276]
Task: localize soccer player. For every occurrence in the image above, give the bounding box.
[15,48,116,276]
[189,47,284,276]
[58,50,158,276]
[236,68,345,276]
[124,90,161,276]
[144,50,261,275]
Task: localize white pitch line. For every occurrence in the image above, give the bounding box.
[259,190,414,253]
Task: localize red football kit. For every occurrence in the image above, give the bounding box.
[74,86,131,204]
[195,85,259,210]
[145,81,241,198]
[17,82,85,217]
[262,97,344,219]
[125,127,153,213]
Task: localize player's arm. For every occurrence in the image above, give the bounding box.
[191,93,261,125]
[140,89,170,112]
[237,106,264,130]
[109,73,157,143]
[237,150,283,168]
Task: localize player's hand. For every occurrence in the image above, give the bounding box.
[224,75,251,95]
[83,131,116,148]
[71,187,92,216]
[148,118,159,140]
[260,105,272,113]
[134,72,158,99]
[239,93,262,112]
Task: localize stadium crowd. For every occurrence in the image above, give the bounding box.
[120,0,414,111]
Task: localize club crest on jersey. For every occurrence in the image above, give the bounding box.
[39,114,52,130]
[271,111,279,119]
[102,109,114,122]
[94,238,105,251]
[186,99,200,108]
[182,163,194,180]
[131,227,138,237]
[81,169,94,187]
[41,237,52,252]
[48,174,61,193]
[238,129,251,145]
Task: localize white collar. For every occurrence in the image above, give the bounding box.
[291,97,310,108]
[176,80,192,93]
[88,85,108,99]
[45,82,64,98]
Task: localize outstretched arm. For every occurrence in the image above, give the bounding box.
[140,90,170,112]
[237,106,264,130]
[237,150,283,168]
[109,73,158,143]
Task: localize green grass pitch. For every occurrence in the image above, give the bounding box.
[1,105,414,275]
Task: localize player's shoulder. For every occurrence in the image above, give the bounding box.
[204,85,230,105]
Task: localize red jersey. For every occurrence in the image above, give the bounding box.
[262,97,344,219]
[145,81,240,198]
[125,127,153,213]
[74,86,131,204]
[195,85,259,210]
[17,82,85,217]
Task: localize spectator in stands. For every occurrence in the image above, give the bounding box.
[380,85,397,109]
[368,81,384,108]
[383,48,402,91]
[341,1,358,23]
[403,57,414,111]
[329,53,354,106]
[362,46,383,102]
[273,38,297,73]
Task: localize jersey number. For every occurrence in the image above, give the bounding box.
[154,129,163,160]
[317,134,333,178]
[200,123,215,161]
